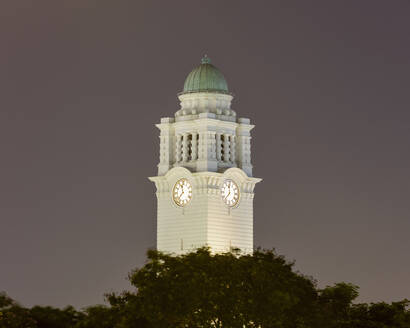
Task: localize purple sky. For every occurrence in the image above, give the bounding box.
[1,1,409,308]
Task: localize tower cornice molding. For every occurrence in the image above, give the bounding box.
[149,167,261,195]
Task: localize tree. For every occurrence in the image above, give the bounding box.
[316,282,359,327]
[348,300,410,328]
[105,292,151,328]
[124,247,318,327]
[30,305,83,328]
[2,249,409,328]
[72,293,150,328]
[73,305,116,328]
[0,292,36,328]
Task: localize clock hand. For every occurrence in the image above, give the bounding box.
[227,188,232,200]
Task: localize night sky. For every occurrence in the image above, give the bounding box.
[1,1,409,309]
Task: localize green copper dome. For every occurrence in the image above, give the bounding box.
[182,55,229,94]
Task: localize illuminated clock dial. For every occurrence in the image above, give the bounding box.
[221,179,239,207]
[172,178,192,207]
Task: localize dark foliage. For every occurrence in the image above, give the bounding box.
[1,249,409,327]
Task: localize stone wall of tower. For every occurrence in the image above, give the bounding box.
[156,188,208,253]
[206,189,254,253]
[149,167,261,254]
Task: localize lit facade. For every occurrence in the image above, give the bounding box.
[149,56,261,254]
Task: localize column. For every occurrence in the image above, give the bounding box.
[159,135,165,164]
[223,133,230,163]
[245,136,251,164]
[191,132,198,161]
[210,132,216,160]
[230,135,236,164]
[198,131,205,160]
[175,134,182,163]
[182,133,189,162]
[216,133,222,161]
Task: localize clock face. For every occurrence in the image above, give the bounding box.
[172,178,192,207]
[221,179,240,207]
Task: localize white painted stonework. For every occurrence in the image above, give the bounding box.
[149,70,261,255]
[150,167,261,255]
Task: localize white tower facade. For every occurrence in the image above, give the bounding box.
[149,56,261,255]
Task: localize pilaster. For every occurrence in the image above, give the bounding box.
[156,117,175,176]
[236,118,254,177]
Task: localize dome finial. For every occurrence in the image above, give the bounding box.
[201,54,211,64]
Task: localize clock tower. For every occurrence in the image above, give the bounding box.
[149,56,261,255]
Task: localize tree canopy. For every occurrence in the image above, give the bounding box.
[127,248,317,327]
[1,248,409,328]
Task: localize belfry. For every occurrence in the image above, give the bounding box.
[149,56,261,254]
